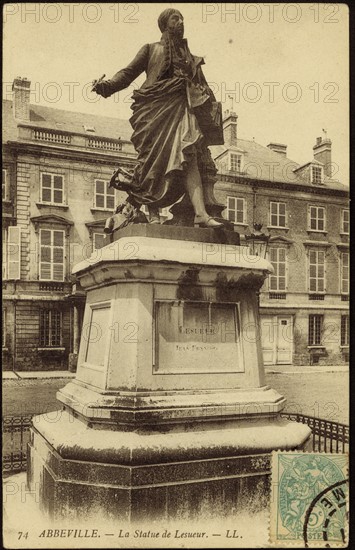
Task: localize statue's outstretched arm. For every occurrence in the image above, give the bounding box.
[93,43,149,98]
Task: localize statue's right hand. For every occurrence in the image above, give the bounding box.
[91,74,107,96]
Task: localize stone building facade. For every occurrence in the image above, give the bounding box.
[2,78,349,370]
[3,78,133,371]
[212,111,349,366]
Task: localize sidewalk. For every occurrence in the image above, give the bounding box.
[2,370,76,380]
[2,365,348,380]
[265,364,348,374]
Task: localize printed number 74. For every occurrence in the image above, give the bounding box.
[18,532,29,539]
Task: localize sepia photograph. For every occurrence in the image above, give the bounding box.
[2,2,349,548]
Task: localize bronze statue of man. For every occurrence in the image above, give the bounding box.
[93,8,223,228]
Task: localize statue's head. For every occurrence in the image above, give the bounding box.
[158,8,184,39]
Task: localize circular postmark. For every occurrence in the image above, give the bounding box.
[303,479,348,547]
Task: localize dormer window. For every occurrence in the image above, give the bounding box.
[229,153,242,172]
[311,165,324,185]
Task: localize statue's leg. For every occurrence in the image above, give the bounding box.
[185,153,223,227]
[185,153,209,218]
[148,205,160,224]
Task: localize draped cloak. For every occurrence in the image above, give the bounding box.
[98,36,216,208]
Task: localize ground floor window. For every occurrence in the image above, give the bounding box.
[39,309,62,347]
[308,314,323,346]
[341,315,349,346]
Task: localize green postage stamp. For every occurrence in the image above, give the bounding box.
[270,451,348,547]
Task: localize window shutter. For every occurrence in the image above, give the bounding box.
[2,228,7,279]
[279,248,286,290]
[227,197,236,223]
[7,226,21,280]
[307,250,311,292]
[40,229,51,281]
[39,229,65,281]
[53,230,65,282]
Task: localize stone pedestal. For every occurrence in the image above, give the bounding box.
[27,227,311,523]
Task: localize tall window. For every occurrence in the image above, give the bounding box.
[2,169,9,200]
[41,173,64,205]
[342,209,349,234]
[311,165,323,184]
[2,227,7,279]
[2,309,6,348]
[269,248,287,291]
[340,252,349,294]
[93,232,106,251]
[39,309,62,347]
[309,314,323,345]
[230,153,242,172]
[341,315,349,346]
[227,197,246,224]
[308,206,326,231]
[269,202,286,228]
[3,226,21,280]
[309,249,325,293]
[94,180,115,210]
[39,229,65,281]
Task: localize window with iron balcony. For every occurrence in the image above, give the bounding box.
[39,229,65,282]
[268,247,287,294]
[308,249,325,294]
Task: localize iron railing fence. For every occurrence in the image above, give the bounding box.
[3,415,32,475]
[2,412,349,475]
[280,412,349,454]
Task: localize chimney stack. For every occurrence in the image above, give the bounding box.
[223,110,238,147]
[267,142,287,157]
[12,77,31,121]
[313,136,332,178]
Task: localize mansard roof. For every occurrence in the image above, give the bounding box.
[210,142,346,191]
[3,99,347,192]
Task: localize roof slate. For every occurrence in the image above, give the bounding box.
[3,99,132,142]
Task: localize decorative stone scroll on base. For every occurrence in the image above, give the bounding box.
[27,226,311,523]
